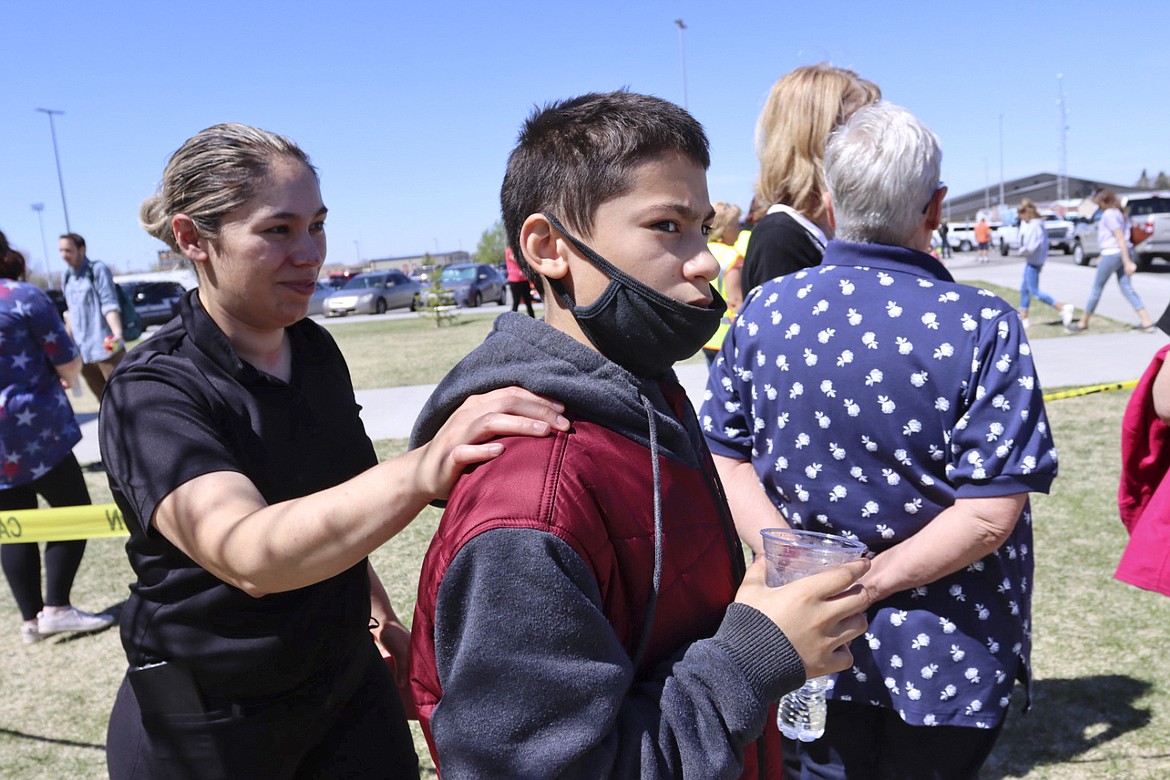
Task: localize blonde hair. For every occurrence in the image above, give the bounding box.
[709,202,743,244]
[754,64,880,223]
[140,123,315,253]
[1094,187,1124,213]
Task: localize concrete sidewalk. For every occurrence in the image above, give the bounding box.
[74,254,1170,465]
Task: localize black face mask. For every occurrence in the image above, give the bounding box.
[543,213,726,378]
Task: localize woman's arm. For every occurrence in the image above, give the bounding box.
[152,388,569,596]
[712,453,787,556]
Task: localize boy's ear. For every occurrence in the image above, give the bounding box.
[173,214,210,264]
[521,214,570,280]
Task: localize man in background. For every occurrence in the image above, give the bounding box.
[59,233,124,399]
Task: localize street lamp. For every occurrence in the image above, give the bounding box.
[35,108,70,233]
[998,113,1005,211]
[674,19,688,109]
[30,203,52,285]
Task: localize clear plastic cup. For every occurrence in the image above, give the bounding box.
[760,527,868,741]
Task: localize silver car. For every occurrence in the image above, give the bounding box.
[323,271,421,317]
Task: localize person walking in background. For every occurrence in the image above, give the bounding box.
[1016,201,1075,329]
[701,201,744,365]
[100,123,568,779]
[702,102,1058,779]
[975,216,993,262]
[1068,187,1156,333]
[0,230,113,645]
[58,233,125,399]
[504,245,535,317]
[937,219,951,258]
[741,63,880,293]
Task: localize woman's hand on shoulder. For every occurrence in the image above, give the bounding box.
[412,387,569,499]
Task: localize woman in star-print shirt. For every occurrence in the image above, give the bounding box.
[0,230,112,644]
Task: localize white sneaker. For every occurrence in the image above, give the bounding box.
[1061,304,1075,327]
[1021,318,1031,330]
[37,607,114,637]
[21,624,43,644]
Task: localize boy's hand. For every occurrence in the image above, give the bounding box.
[735,557,873,679]
[413,387,570,498]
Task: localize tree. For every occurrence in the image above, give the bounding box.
[1156,171,1170,190]
[473,219,507,267]
[1137,169,1151,188]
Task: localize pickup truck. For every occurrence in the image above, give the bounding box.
[997,214,1076,256]
[1127,194,1170,270]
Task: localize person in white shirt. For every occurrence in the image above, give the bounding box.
[1016,200,1074,329]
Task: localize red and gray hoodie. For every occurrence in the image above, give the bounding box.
[408,312,802,779]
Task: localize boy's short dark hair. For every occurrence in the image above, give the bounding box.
[501,90,710,286]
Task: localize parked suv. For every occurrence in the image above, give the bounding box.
[1125,193,1170,270]
[120,280,187,327]
[996,213,1075,256]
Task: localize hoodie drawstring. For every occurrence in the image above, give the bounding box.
[632,394,664,671]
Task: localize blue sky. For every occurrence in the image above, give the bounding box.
[5,0,1170,276]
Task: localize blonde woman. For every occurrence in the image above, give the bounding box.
[702,201,744,363]
[742,64,880,293]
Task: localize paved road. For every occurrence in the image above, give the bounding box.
[74,253,1170,465]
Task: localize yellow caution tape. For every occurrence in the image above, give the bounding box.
[1043,380,1139,402]
[0,504,130,544]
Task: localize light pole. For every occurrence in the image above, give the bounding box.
[36,108,70,233]
[30,203,52,285]
[983,157,990,212]
[1056,73,1069,202]
[674,19,688,109]
[998,113,1005,211]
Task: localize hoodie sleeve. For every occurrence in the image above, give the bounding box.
[429,527,804,779]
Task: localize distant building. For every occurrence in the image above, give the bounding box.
[366,250,470,273]
[944,172,1133,221]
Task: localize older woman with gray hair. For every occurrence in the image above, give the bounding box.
[702,102,1059,778]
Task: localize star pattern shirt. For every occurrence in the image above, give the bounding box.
[701,240,1058,729]
[0,280,82,488]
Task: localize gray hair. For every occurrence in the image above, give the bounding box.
[140,123,316,253]
[823,102,941,247]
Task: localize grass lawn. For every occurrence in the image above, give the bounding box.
[2,388,1167,778]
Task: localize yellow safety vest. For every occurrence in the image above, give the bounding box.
[703,240,744,352]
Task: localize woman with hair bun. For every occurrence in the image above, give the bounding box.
[741,63,880,293]
[101,123,569,778]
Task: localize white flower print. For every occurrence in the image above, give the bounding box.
[776,412,789,428]
[886,301,903,317]
[847,308,863,325]
[794,284,813,299]
[986,422,1004,441]
[938,291,960,303]
[921,664,939,679]
[770,310,783,325]
[861,500,880,518]
[987,637,1000,653]
[935,397,950,412]
[965,700,984,716]
[818,328,835,343]
[933,343,955,359]
[843,398,861,416]
[764,292,780,306]
[1018,375,1035,391]
[790,382,804,399]
[795,432,811,449]
[902,420,922,435]
[949,585,966,602]
[964,668,981,683]
[961,313,978,331]
[917,279,935,288]
[839,279,856,295]
[764,384,778,400]
[903,498,922,514]
[805,463,822,479]
[746,321,759,337]
[975,604,990,621]
[866,369,884,386]
[911,633,931,650]
[784,323,801,339]
[876,524,894,539]
[906,682,922,701]
[995,353,1013,373]
[829,442,847,460]
[884,677,900,695]
[878,396,896,414]
[803,349,818,367]
[896,336,913,355]
[940,685,957,701]
[980,306,1002,320]
[991,394,1010,411]
[862,331,879,349]
[794,484,810,502]
[882,468,901,486]
[866,633,881,650]
[862,435,878,452]
[837,350,854,367]
[877,272,894,286]
[820,380,836,397]
[829,485,847,502]
[812,300,829,315]
[775,354,789,371]
[910,371,928,387]
[889,610,908,627]
[928,444,945,461]
[923,714,938,725]
[773,456,788,471]
[949,645,966,662]
[722,426,742,438]
[921,312,940,330]
[850,466,868,482]
[1021,455,1036,473]
[894,449,912,465]
[890,655,904,669]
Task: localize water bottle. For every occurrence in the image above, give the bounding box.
[777,675,830,742]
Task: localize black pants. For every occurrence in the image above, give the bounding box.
[508,280,535,317]
[107,643,419,779]
[782,699,1004,780]
[0,454,91,621]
